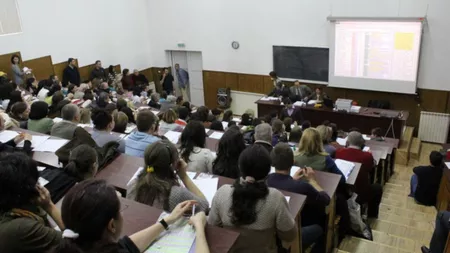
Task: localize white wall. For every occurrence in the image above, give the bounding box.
[148,0,450,91]
[0,0,152,70]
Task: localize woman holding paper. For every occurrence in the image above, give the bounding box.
[127,139,209,213]
[11,54,29,86]
[54,179,210,253]
[180,121,216,174]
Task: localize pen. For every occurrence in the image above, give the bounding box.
[192,204,196,217]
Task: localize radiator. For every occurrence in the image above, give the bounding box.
[418,111,450,143]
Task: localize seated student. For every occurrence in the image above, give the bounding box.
[180,121,215,173]
[283,117,293,133]
[36,80,51,101]
[9,102,29,129]
[222,110,233,122]
[45,83,62,105]
[272,119,287,146]
[301,120,311,130]
[48,92,68,118]
[24,77,39,95]
[0,153,64,252]
[51,104,82,139]
[5,90,23,113]
[410,151,443,206]
[158,109,183,135]
[74,83,88,100]
[289,126,302,143]
[336,131,382,218]
[148,93,161,109]
[421,211,450,253]
[117,98,136,124]
[91,109,125,153]
[41,145,98,203]
[208,144,297,252]
[370,127,384,141]
[213,127,246,179]
[105,103,117,115]
[127,140,209,212]
[317,125,336,158]
[79,108,92,124]
[125,110,160,157]
[251,123,273,153]
[294,128,345,183]
[175,106,189,126]
[210,120,224,131]
[0,115,32,154]
[280,98,303,123]
[27,101,54,134]
[95,92,110,109]
[211,108,223,121]
[83,88,95,101]
[241,113,252,126]
[182,101,192,112]
[160,95,177,113]
[159,90,168,103]
[112,111,129,134]
[227,121,237,129]
[55,179,209,253]
[329,123,343,150]
[268,143,329,252]
[176,95,184,106]
[264,110,278,125]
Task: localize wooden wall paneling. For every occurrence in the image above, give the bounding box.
[140,68,153,83]
[263,76,274,95]
[113,65,121,74]
[23,56,54,82]
[419,89,448,113]
[237,74,264,93]
[225,72,238,90]
[0,51,21,79]
[151,67,167,93]
[203,71,226,109]
[78,64,95,82]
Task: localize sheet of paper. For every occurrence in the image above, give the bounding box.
[221,121,228,129]
[192,178,218,207]
[164,131,181,144]
[293,101,306,107]
[362,134,371,141]
[445,162,450,169]
[336,137,347,146]
[197,173,213,179]
[17,135,50,148]
[186,172,197,180]
[146,213,196,253]
[151,110,160,115]
[308,100,317,105]
[204,128,210,133]
[52,117,63,123]
[270,166,300,178]
[33,139,69,152]
[363,146,370,152]
[127,167,144,187]
[0,130,19,143]
[38,177,49,187]
[285,196,291,203]
[335,159,355,180]
[209,131,224,140]
[232,117,241,122]
[119,134,126,139]
[125,125,136,134]
[37,166,46,172]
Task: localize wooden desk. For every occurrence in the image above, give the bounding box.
[120,198,239,253]
[254,99,408,139]
[255,99,285,118]
[216,176,306,253]
[346,162,361,186]
[312,171,341,253]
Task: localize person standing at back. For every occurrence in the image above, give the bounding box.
[90,60,107,81]
[175,63,190,100]
[161,68,175,95]
[410,151,444,206]
[11,54,28,86]
[62,58,81,87]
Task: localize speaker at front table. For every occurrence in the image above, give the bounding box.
[217,88,231,109]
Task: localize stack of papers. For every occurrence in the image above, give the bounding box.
[33,139,69,152]
[164,131,181,144]
[209,132,224,140]
[232,117,241,122]
[0,130,19,143]
[350,106,361,113]
[335,159,355,180]
[336,137,347,146]
[293,101,306,107]
[362,134,371,140]
[260,97,280,101]
[192,178,218,207]
[307,100,317,105]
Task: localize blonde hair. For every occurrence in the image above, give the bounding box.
[79,108,92,124]
[316,125,331,144]
[297,128,328,156]
[162,109,177,124]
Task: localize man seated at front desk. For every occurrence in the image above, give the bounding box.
[308,87,329,103]
[289,80,312,102]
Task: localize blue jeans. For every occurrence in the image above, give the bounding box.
[410,174,418,197]
[302,224,324,253]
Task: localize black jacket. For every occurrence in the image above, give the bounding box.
[90,67,107,81]
[62,66,81,87]
[0,139,32,156]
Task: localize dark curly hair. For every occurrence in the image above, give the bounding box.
[212,127,246,178]
[180,120,206,163]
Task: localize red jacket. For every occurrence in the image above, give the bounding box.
[336,148,374,203]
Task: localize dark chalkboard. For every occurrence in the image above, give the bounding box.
[273,46,329,82]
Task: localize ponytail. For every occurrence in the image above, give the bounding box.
[231,179,268,225]
[63,145,97,181]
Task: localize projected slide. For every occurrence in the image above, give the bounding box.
[334,21,422,82]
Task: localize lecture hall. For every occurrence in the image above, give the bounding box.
[0,0,450,253]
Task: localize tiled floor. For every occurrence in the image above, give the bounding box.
[338,143,441,253]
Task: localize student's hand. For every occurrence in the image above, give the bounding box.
[165,200,196,225]
[23,133,32,141]
[176,159,188,178]
[13,133,25,144]
[66,93,74,100]
[189,211,207,229]
[303,167,316,181]
[34,185,53,211]
[292,167,305,181]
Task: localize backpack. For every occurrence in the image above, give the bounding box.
[56,127,120,170]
